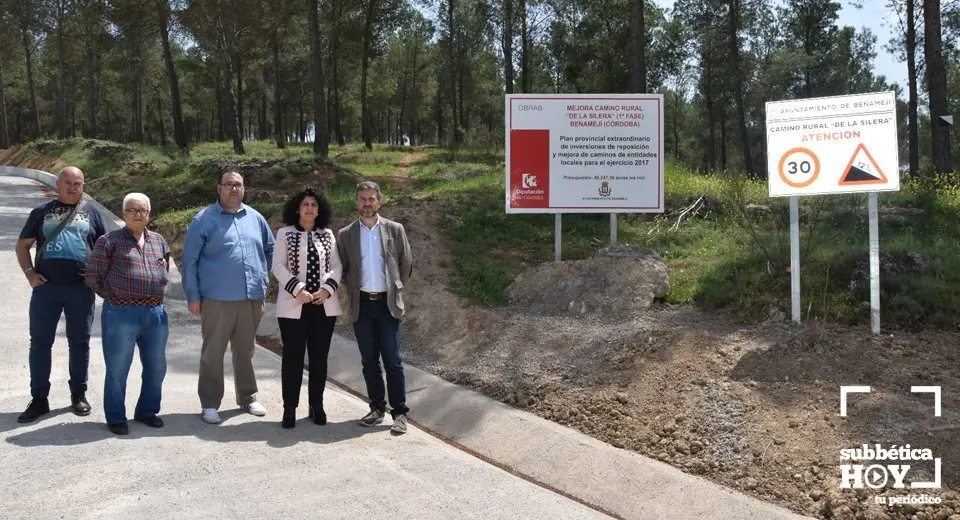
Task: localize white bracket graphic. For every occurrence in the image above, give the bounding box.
[839,386,872,417]
[911,386,942,417]
[912,458,942,489]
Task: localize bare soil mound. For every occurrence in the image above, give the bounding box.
[506,245,669,317]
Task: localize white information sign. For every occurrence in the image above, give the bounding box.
[766,91,900,197]
[505,94,665,213]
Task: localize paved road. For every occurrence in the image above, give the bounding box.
[0,175,609,520]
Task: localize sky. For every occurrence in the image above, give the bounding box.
[834,0,908,88]
[653,0,909,89]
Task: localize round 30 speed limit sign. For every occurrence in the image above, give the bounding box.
[778,147,820,188]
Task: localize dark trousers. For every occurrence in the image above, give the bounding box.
[28,282,95,398]
[354,299,409,418]
[278,304,337,410]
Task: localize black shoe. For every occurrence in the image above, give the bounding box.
[282,407,296,429]
[136,416,164,428]
[71,392,91,416]
[309,406,326,425]
[358,408,385,427]
[17,398,50,424]
[108,423,129,435]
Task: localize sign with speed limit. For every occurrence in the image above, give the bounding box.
[766,92,899,197]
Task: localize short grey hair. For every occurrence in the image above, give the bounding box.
[123,192,151,210]
[355,181,382,200]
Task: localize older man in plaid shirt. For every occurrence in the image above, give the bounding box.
[85,192,171,435]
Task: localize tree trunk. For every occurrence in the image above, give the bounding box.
[728,0,754,175]
[360,0,377,150]
[719,110,727,171]
[235,54,243,141]
[923,0,952,174]
[326,72,335,146]
[221,57,244,154]
[406,46,422,144]
[144,101,153,144]
[57,1,66,139]
[673,92,681,159]
[131,77,141,142]
[69,72,78,137]
[804,10,812,97]
[906,0,919,175]
[0,65,9,148]
[447,0,459,142]
[216,75,225,141]
[330,3,346,146]
[23,27,41,139]
[398,73,408,144]
[86,47,98,137]
[158,0,187,154]
[458,54,466,134]
[269,35,284,148]
[260,91,267,140]
[157,86,167,146]
[332,58,345,146]
[436,80,445,144]
[133,42,143,142]
[298,100,305,142]
[308,0,329,156]
[259,62,267,140]
[503,0,514,94]
[628,0,646,92]
[520,0,530,93]
[704,57,716,171]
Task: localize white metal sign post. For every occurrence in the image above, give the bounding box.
[505,94,665,261]
[766,91,900,334]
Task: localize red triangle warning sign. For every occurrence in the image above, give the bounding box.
[839,143,888,185]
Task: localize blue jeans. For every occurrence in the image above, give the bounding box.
[353,299,409,418]
[101,300,169,425]
[29,283,95,398]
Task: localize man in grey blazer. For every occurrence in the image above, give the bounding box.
[337,181,413,434]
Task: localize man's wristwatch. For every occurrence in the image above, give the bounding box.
[23,267,34,273]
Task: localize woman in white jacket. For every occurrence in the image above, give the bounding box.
[271,188,342,428]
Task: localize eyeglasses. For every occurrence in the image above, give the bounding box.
[220,183,244,190]
[123,208,150,216]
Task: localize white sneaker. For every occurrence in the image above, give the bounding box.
[391,414,408,435]
[241,401,267,417]
[201,408,221,424]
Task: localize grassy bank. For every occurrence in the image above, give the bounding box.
[12,138,960,331]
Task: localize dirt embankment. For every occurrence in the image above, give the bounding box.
[330,154,960,520]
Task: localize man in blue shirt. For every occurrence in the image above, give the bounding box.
[181,171,275,424]
[16,166,107,423]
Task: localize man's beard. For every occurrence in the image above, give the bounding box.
[360,209,377,218]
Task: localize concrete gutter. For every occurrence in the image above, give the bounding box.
[0,165,187,300]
